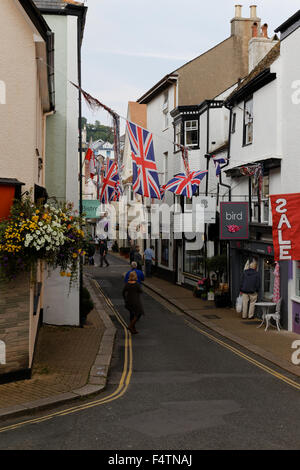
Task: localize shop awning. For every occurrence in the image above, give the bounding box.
[224,156,281,177]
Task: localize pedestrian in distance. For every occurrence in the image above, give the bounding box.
[129,244,136,264]
[240,260,260,319]
[123,271,144,334]
[87,241,96,265]
[133,245,143,270]
[143,245,155,277]
[99,239,109,267]
[124,261,144,284]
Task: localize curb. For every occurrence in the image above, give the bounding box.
[143,281,300,379]
[0,276,116,422]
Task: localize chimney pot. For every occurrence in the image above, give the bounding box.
[261,23,269,38]
[250,5,257,18]
[235,5,242,18]
[251,22,258,38]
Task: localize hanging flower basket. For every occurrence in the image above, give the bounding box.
[0,195,87,289]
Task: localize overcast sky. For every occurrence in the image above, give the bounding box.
[81,0,300,129]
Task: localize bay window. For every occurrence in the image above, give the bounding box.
[185,120,198,147]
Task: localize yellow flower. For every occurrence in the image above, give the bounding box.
[72,253,78,259]
[60,271,66,277]
[66,273,71,278]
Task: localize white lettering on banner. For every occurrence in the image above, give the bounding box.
[275,198,287,213]
[275,198,292,259]
[0,340,6,365]
[291,340,300,365]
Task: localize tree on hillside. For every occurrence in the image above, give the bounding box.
[81,117,114,144]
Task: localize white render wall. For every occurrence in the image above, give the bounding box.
[66,15,79,209]
[280,26,300,322]
[146,84,176,271]
[280,27,300,194]
[43,14,80,326]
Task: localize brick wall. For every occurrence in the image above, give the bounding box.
[0,273,31,375]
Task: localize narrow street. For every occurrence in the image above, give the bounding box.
[0,256,299,450]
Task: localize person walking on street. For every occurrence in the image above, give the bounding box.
[240,260,260,319]
[123,271,144,334]
[99,239,109,267]
[124,261,144,284]
[133,245,143,270]
[144,245,155,277]
[129,244,136,264]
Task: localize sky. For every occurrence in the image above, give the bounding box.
[81,0,300,130]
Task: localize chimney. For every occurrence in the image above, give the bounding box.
[235,5,242,18]
[261,23,269,38]
[251,22,258,37]
[250,5,257,18]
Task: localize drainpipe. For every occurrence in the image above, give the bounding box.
[218,103,233,202]
[78,13,84,327]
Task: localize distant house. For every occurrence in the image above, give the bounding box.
[0,0,54,382]
[33,0,87,326]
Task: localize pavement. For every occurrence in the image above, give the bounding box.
[113,252,300,378]
[0,250,299,423]
[0,274,116,420]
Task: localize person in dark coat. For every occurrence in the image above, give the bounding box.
[240,260,260,319]
[129,244,136,264]
[123,271,144,334]
[87,242,96,265]
[99,239,109,267]
[133,245,143,270]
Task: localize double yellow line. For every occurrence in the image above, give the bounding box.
[185,319,300,391]
[0,281,133,434]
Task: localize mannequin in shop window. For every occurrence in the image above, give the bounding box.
[240,260,260,319]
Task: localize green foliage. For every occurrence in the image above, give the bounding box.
[82,117,114,144]
[206,255,227,277]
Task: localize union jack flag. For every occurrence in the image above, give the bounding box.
[164,170,208,198]
[99,159,119,204]
[110,180,122,202]
[127,121,161,199]
[212,155,227,176]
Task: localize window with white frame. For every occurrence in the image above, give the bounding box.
[184,120,198,147]
[251,174,269,224]
[243,97,253,145]
[175,122,182,149]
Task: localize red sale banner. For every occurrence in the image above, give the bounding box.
[270,193,300,261]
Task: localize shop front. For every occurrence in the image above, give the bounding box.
[230,239,288,328]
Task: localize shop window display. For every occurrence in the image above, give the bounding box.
[161,239,169,266]
[184,249,204,275]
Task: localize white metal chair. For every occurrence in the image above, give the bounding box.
[265,298,282,332]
